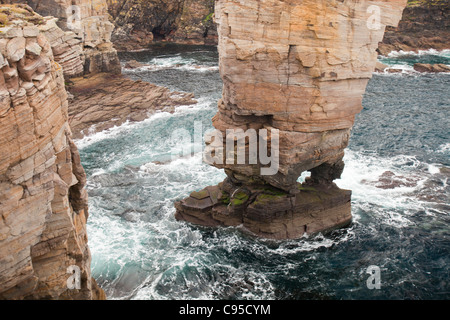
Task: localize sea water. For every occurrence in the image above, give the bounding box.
[76,44,449,300]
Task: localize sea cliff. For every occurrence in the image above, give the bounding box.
[0,5,104,299]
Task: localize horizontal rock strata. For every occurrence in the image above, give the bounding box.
[175,0,408,239]
[67,73,197,139]
[106,0,217,51]
[0,5,104,299]
[413,63,450,73]
[378,1,450,55]
[2,0,121,76]
[176,181,351,239]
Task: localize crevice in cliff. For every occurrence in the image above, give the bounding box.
[0,100,13,118]
[151,26,166,40]
[67,137,88,216]
[285,44,296,111]
[203,27,209,38]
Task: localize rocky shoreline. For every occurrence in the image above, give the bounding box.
[376,60,450,74]
[0,0,447,300]
[378,1,449,56]
[66,73,196,139]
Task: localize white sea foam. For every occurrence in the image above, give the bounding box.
[74,114,169,150]
[74,98,214,150]
[122,55,219,73]
[437,143,450,154]
[375,48,450,75]
[150,55,219,71]
[428,164,441,175]
[385,48,450,58]
[335,150,443,228]
[261,231,355,256]
[375,63,416,74]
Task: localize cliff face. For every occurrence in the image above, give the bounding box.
[66,72,197,139]
[1,0,121,76]
[106,0,216,51]
[175,0,408,239]
[106,0,183,50]
[169,0,217,45]
[105,0,448,53]
[378,1,450,55]
[0,6,104,299]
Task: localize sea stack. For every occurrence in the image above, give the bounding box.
[175,0,408,239]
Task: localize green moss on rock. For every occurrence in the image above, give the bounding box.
[252,192,286,206]
[190,189,209,200]
[220,191,230,205]
[230,191,249,206]
[297,185,317,192]
[230,198,245,206]
[234,192,248,200]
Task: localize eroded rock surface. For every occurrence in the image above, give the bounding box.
[175,0,408,239]
[378,1,450,55]
[106,0,217,51]
[66,72,197,139]
[0,6,104,299]
[1,0,121,76]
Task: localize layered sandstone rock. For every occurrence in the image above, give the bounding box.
[413,63,450,73]
[38,16,85,78]
[66,72,197,139]
[378,0,450,55]
[2,0,121,76]
[106,0,182,51]
[106,0,216,51]
[168,0,218,45]
[175,0,408,239]
[0,7,104,299]
[105,0,448,54]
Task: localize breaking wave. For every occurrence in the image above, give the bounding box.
[77,46,449,300]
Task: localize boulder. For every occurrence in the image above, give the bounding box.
[124,59,144,69]
[375,61,389,72]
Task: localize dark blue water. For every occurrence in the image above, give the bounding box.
[77,44,449,300]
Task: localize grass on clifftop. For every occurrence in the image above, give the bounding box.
[407,0,448,7]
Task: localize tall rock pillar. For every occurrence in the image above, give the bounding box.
[175,0,407,239]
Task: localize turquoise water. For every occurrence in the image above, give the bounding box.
[77,45,449,300]
[378,49,450,72]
